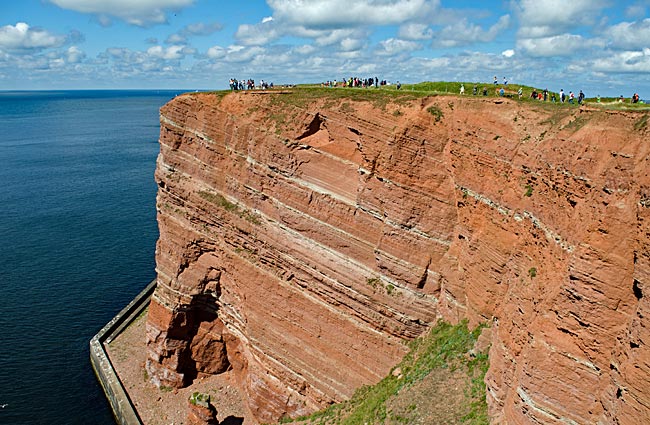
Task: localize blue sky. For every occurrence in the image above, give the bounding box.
[1,0,649,96]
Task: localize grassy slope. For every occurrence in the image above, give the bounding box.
[281,321,490,425]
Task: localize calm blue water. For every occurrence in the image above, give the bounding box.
[0,90,180,424]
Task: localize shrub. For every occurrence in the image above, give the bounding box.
[427,105,444,122]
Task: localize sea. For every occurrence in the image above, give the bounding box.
[0,90,183,424]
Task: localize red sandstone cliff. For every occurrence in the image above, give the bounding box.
[145,89,650,424]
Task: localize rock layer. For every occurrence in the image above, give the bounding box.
[145,90,650,424]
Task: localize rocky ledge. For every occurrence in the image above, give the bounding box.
[144,89,650,424]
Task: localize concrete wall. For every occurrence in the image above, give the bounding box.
[90,280,156,425]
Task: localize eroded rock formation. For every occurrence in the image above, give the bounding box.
[145,90,650,424]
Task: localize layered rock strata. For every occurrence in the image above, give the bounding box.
[146,90,650,424]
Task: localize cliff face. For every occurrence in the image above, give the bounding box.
[145,90,650,424]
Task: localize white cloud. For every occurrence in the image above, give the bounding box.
[433,14,510,47]
[49,0,195,27]
[292,44,317,55]
[0,22,66,50]
[4,0,648,95]
[66,46,85,63]
[235,21,281,46]
[147,45,191,60]
[591,49,650,73]
[313,29,368,47]
[376,38,421,56]
[105,47,145,63]
[183,22,223,36]
[267,0,438,27]
[166,21,223,44]
[336,50,364,60]
[249,48,293,67]
[235,14,373,50]
[222,45,266,63]
[166,33,186,44]
[604,19,650,50]
[340,37,365,52]
[207,46,226,59]
[398,23,433,40]
[625,4,646,19]
[207,44,271,65]
[418,56,451,70]
[517,34,604,57]
[513,0,608,37]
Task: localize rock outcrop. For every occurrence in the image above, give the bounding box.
[145,89,650,424]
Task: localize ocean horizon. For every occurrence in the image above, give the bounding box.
[0,89,181,424]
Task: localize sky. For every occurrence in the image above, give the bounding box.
[1,0,650,96]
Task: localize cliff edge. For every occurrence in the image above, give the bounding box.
[145,88,650,424]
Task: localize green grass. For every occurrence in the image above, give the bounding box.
[462,351,490,424]
[198,190,238,212]
[189,392,210,406]
[583,98,650,111]
[282,320,489,425]
[267,86,422,112]
[524,185,533,197]
[204,83,650,113]
[197,190,261,224]
[427,105,444,122]
[366,277,381,289]
[403,81,559,102]
[563,115,589,132]
[634,114,648,131]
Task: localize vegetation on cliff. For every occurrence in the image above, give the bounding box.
[283,320,489,425]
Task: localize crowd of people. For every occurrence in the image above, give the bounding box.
[228,78,273,90]
[321,77,390,88]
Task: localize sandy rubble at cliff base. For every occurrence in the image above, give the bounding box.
[106,309,255,425]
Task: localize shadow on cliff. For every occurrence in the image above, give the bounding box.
[220,416,244,425]
[179,291,230,385]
